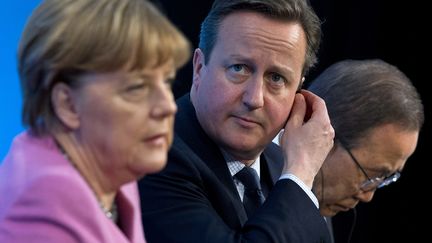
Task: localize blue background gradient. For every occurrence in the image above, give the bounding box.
[1,1,40,161]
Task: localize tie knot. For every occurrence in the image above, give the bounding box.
[235,166,261,190]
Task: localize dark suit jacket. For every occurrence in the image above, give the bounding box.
[139,94,331,243]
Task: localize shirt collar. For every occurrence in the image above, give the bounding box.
[221,149,261,178]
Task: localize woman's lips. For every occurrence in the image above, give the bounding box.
[145,134,166,146]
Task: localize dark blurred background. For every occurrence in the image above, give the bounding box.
[154,0,430,242]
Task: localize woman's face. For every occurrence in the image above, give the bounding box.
[70,61,177,179]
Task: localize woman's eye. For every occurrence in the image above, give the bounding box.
[126,84,146,92]
[121,82,149,102]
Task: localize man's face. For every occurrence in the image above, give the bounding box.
[315,124,419,217]
[191,11,306,162]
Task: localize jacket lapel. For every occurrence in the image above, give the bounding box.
[174,94,248,224]
[262,143,284,184]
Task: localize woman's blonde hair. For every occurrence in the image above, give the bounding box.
[18,0,191,136]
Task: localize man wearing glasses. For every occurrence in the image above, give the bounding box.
[306,59,423,217]
[304,59,424,242]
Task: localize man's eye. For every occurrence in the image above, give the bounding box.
[232,64,243,72]
[229,64,248,74]
[268,73,287,88]
[271,73,284,83]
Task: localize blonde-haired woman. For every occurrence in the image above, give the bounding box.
[0,0,190,242]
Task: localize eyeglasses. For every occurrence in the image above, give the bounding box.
[339,141,401,192]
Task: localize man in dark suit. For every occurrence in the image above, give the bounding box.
[139,0,334,242]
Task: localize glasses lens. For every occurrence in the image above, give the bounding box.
[377,171,401,188]
[360,171,401,191]
[360,179,380,191]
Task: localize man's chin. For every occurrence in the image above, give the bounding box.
[320,207,339,217]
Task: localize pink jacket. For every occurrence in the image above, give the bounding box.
[0,132,146,243]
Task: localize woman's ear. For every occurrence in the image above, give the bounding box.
[51,83,80,130]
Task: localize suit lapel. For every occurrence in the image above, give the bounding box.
[175,94,248,224]
[262,144,284,184]
[174,95,286,225]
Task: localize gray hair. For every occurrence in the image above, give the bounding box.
[308,59,424,148]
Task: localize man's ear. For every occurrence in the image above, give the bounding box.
[297,76,305,92]
[192,48,206,91]
[51,83,80,130]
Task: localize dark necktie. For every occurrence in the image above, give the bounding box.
[235,166,265,217]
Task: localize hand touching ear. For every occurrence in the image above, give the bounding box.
[280,89,334,188]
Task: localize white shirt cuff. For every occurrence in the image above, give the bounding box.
[279,173,319,208]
